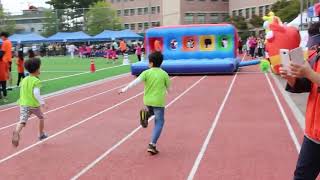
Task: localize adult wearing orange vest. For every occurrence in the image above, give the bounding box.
[1,32,12,89]
[280,22,320,180]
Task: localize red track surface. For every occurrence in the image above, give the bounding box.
[0,66,309,179]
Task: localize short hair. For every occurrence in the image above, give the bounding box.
[308,22,320,36]
[24,58,41,73]
[18,51,24,60]
[0,32,9,38]
[149,52,163,67]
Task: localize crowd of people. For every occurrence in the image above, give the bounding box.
[18,40,145,62]
[238,35,266,58]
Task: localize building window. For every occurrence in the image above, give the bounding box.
[151,7,156,14]
[111,0,114,3]
[238,9,243,17]
[144,7,149,14]
[210,13,219,23]
[185,13,194,23]
[245,8,249,19]
[130,9,135,16]
[124,9,129,16]
[138,23,143,30]
[211,0,218,1]
[232,10,236,17]
[117,0,120,2]
[117,10,122,16]
[124,24,129,29]
[152,22,157,27]
[138,8,143,15]
[151,22,160,27]
[130,24,136,30]
[199,0,205,1]
[197,13,206,23]
[157,6,160,14]
[259,6,264,17]
[251,7,256,17]
[222,0,228,2]
[144,22,149,29]
[265,5,270,14]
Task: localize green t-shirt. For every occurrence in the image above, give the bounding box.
[18,76,42,108]
[139,68,170,107]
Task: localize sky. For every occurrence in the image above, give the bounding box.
[2,0,50,14]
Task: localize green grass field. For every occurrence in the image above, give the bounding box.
[0,55,138,106]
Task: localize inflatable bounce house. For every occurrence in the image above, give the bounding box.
[263,12,301,74]
[131,24,257,75]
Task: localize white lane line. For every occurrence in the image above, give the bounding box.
[265,73,301,152]
[42,65,126,82]
[0,83,128,131]
[270,73,305,129]
[0,77,176,165]
[0,72,130,113]
[186,74,237,180]
[70,76,206,180]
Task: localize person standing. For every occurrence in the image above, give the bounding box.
[68,44,78,59]
[1,32,13,90]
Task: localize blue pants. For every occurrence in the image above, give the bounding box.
[294,136,320,180]
[147,106,165,145]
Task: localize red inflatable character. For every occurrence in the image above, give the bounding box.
[265,18,301,73]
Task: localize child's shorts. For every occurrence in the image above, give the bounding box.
[19,106,44,124]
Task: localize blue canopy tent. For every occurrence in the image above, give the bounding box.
[8,33,47,44]
[114,29,143,40]
[92,30,115,41]
[47,31,92,42]
[93,29,143,41]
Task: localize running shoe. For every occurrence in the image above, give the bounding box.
[147,143,159,155]
[39,133,48,141]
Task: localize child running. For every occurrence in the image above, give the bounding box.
[16,51,25,86]
[119,52,170,155]
[0,51,8,102]
[12,58,48,147]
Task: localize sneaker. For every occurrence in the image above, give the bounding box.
[140,108,151,128]
[3,98,8,103]
[12,131,20,147]
[39,133,48,141]
[147,143,159,155]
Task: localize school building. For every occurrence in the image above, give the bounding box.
[108,0,287,33]
[107,0,229,33]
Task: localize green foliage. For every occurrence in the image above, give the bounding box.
[250,15,264,28]
[0,8,16,34]
[85,1,122,35]
[45,0,100,32]
[271,0,307,23]
[227,16,248,30]
[42,10,58,37]
[46,0,100,9]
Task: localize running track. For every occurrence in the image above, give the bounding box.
[0,65,310,179]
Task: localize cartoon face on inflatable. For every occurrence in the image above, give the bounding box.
[265,18,301,73]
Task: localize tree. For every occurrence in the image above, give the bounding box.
[85,1,122,35]
[42,10,59,37]
[45,0,100,32]
[0,8,16,34]
[271,0,307,23]
[227,16,248,30]
[249,15,264,28]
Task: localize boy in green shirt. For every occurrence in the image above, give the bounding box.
[119,52,170,155]
[12,58,47,147]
